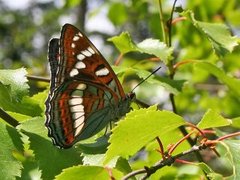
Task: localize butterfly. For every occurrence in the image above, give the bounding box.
[45,24,135,148]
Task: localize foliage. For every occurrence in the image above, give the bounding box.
[0,0,240,179]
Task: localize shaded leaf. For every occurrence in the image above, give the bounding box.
[18,117,82,179]
[195,62,240,97]
[231,117,240,128]
[108,3,127,25]
[223,140,240,179]
[0,123,23,180]
[77,135,109,154]
[0,83,42,117]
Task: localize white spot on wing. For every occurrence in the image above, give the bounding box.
[77,54,85,61]
[76,83,87,90]
[81,50,92,57]
[70,68,78,77]
[74,116,85,128]
[87,47,95,54]
[71,43,76,48]
[69,97,83,106]
[73,35,80,41]
[72,112,84,119]
[74,123,84,136]
[75,61,86,69]
[95,67,110,76]
[78,32,83,37]
[70,104,84,112]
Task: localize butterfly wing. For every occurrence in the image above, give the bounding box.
[45,24,133,148]
[47,80,123,148]
[58,23,125,98]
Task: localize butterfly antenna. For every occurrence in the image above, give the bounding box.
[131,66,161,93]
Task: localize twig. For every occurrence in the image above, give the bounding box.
[122,131,240,179]
[26,75,50,82]
[0,108,19,127]
[122,144,206,180]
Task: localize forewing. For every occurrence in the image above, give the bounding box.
[59,24,125,99]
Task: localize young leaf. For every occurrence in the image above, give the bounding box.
[197,109,231,129]
[55,166,123,180]
[0,123,23,180]
[136,38,173,64]
[184,10,239,57]
[109,32,173,63]
[0,68,29,101]
[108,32,137,54]
[104,106,185,163]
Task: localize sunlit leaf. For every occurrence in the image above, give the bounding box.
[197,109,231,129]
[183,10,239,57]
[56,165,123,180]
[0,68,29,101]
[109,33,173,63]
[104,106,185,163]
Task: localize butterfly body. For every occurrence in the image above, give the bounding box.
[45,24,134,148]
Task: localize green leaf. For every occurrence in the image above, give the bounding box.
[0,68,29,101]
[108,32,137,54]
[82,154,105,166]
[112,66,185,94]
[56,165,123,180]
[136,38,173,64]
[109,33,173,63]
[29,90,48,112]
[197,109,231,129]
[184,10,238,57]
[108,3,127,25]
[223,140,240,179]
[197,162,223,179]
[0,83,42,117]
[231,117,240,128]
[195,62,240,97]
[77,135,109,154]
[134,68,185,94]
[104,106,185,163]
[0,123,23,180]
[18,117,82,180]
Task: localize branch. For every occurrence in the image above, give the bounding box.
[122,144,206,180]
[0,108,19,127]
